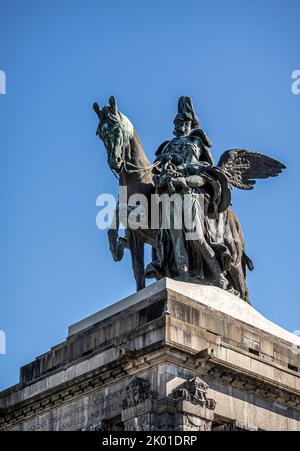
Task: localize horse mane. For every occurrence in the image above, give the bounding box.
[103,107,152,184]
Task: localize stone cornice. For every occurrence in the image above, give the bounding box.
[1,342,299,430]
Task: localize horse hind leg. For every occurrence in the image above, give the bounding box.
[227,264,251,304]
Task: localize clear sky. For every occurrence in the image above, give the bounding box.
[0,0,299,390]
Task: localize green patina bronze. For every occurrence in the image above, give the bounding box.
[93,95,286,303]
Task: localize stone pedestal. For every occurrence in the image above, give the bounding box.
[0,278,299,431]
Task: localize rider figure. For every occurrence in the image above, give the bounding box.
[146,96,231,289]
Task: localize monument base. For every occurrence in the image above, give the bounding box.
[0,278,299,431]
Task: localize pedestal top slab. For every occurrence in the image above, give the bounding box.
[68,278,300,347]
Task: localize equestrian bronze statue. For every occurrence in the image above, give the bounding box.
[93,96,285,303]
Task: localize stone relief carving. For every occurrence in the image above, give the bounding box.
[124,415,154,432]
[184,414,211,431]
[82,420,111,431]
[121,377,157,409]
[172,377,216,410]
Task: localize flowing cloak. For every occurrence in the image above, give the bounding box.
[153,130,232,282]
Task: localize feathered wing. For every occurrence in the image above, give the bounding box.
[217,149,286,190]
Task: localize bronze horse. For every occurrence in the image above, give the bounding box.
[93,96,258,302]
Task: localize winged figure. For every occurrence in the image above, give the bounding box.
[93,95,286,303]
[217,149,285,190]
[146,97,286,300]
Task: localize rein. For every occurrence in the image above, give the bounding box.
[123,160,160,174]
[111,143,160,180]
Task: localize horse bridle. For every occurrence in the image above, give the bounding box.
[110,141,159,180]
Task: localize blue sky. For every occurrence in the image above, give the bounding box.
[0,0,299,390]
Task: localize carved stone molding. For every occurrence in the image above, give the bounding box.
[121,377,157,410]
[172,377,216,410]
[212,420,258,431]
[207,366,300,411]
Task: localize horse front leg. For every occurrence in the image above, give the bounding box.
[126,230,145,291]
[107,204,127,262]
[108,229,127,262]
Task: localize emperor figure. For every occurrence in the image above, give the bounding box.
[146,96,233,290]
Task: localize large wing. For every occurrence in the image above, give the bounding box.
[217,149,286,190]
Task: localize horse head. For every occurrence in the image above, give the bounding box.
[93,96,134,173]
